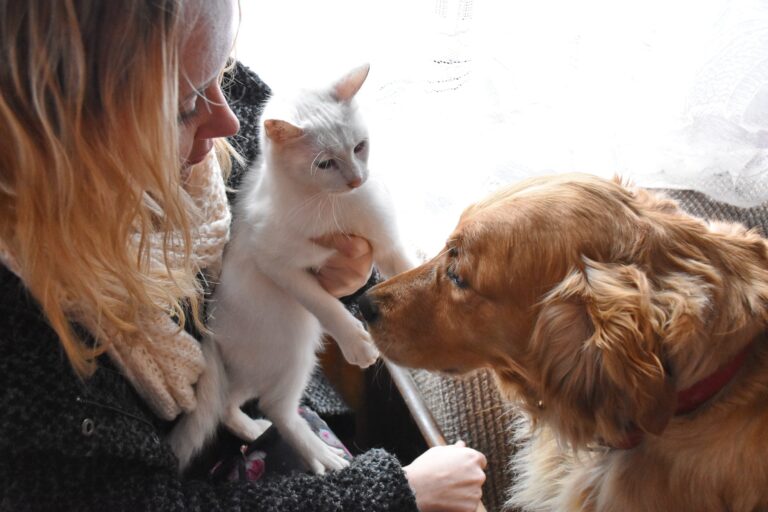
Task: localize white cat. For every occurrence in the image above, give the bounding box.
[169,64,415,474]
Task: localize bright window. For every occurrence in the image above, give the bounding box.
[237,0,768,254]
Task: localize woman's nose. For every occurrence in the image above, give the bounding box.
[195,84,240,140]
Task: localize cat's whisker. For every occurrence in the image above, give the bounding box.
[307,198,327,235]
[298,195,331,238]
[329,195,345,235]
[284,192,325,225]
[324,196,343,237]
[309,152,325,178]
[244,191,323,234]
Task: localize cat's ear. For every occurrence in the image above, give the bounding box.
[332,64,370,102]
[263,119,304,144]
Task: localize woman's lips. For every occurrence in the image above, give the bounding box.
[184,143,213,167]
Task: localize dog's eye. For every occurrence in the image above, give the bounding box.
[447,268,467,289]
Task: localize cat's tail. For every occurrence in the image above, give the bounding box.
[167,337,227,472]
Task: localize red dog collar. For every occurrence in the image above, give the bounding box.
[609,342,753,450]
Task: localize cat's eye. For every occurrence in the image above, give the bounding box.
[317,159,336,169]
[354,141,367,153]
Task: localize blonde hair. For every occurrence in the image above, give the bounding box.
[0,0,228,376]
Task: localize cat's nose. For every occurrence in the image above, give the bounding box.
[357,293,380,324]
[347,178,362,189]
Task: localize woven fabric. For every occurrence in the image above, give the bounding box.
[410,368,516,512]
[302,369,354,417]
[664,188,768,234]
[409,188,768,512]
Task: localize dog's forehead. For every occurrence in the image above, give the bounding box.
[455,198,529,239]
[451,212,501,249]
[449,212,519,271]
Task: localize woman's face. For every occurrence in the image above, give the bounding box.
[177,0,240,170]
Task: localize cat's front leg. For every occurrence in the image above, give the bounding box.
[262,262,379,368]
[262,402,350,475]
[323,311,379,368]
[224,407,272,442]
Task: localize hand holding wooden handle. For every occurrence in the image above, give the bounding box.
[385,360,489,512]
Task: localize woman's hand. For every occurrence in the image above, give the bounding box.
[403,441,487,512]
[312,234,373,298]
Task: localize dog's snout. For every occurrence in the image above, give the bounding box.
[357,294,380,324]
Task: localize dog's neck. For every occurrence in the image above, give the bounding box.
[608,341,755,450]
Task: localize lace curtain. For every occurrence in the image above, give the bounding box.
[237,0,768,255]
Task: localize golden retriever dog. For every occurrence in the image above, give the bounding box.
[358,173,768,512]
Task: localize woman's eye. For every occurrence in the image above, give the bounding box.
[354,141,367,153]
[178,109,198,124]
[447,268,467,289]
[178,100,200,124]
[317,159,336,169]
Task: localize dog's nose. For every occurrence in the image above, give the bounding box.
[357,294,380,324]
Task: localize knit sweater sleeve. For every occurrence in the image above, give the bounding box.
[3,449,417,512]
[0,266,418,512]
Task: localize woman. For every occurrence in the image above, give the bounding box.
[0,1,487,511]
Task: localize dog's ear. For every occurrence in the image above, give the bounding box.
[531,258,676,447]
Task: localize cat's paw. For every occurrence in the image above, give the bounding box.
[308,445,351,474]
[334,323,379,368]
[306,445,349,475]
[225,412,272,442]
[242,418,272,441]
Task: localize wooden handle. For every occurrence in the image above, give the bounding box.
[384,360,489,512]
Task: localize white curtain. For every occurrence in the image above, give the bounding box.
[237,0,768,256]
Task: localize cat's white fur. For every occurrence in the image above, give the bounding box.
[169,64,415,473]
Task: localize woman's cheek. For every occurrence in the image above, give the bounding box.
[178,124,195,163]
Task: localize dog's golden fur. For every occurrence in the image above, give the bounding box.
[363,173,768,511]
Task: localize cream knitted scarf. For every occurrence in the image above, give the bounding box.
[0,154,231,421]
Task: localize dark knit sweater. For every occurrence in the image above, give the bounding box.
[0,63,418,512]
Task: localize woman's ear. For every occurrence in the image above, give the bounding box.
[531,258,676,447]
